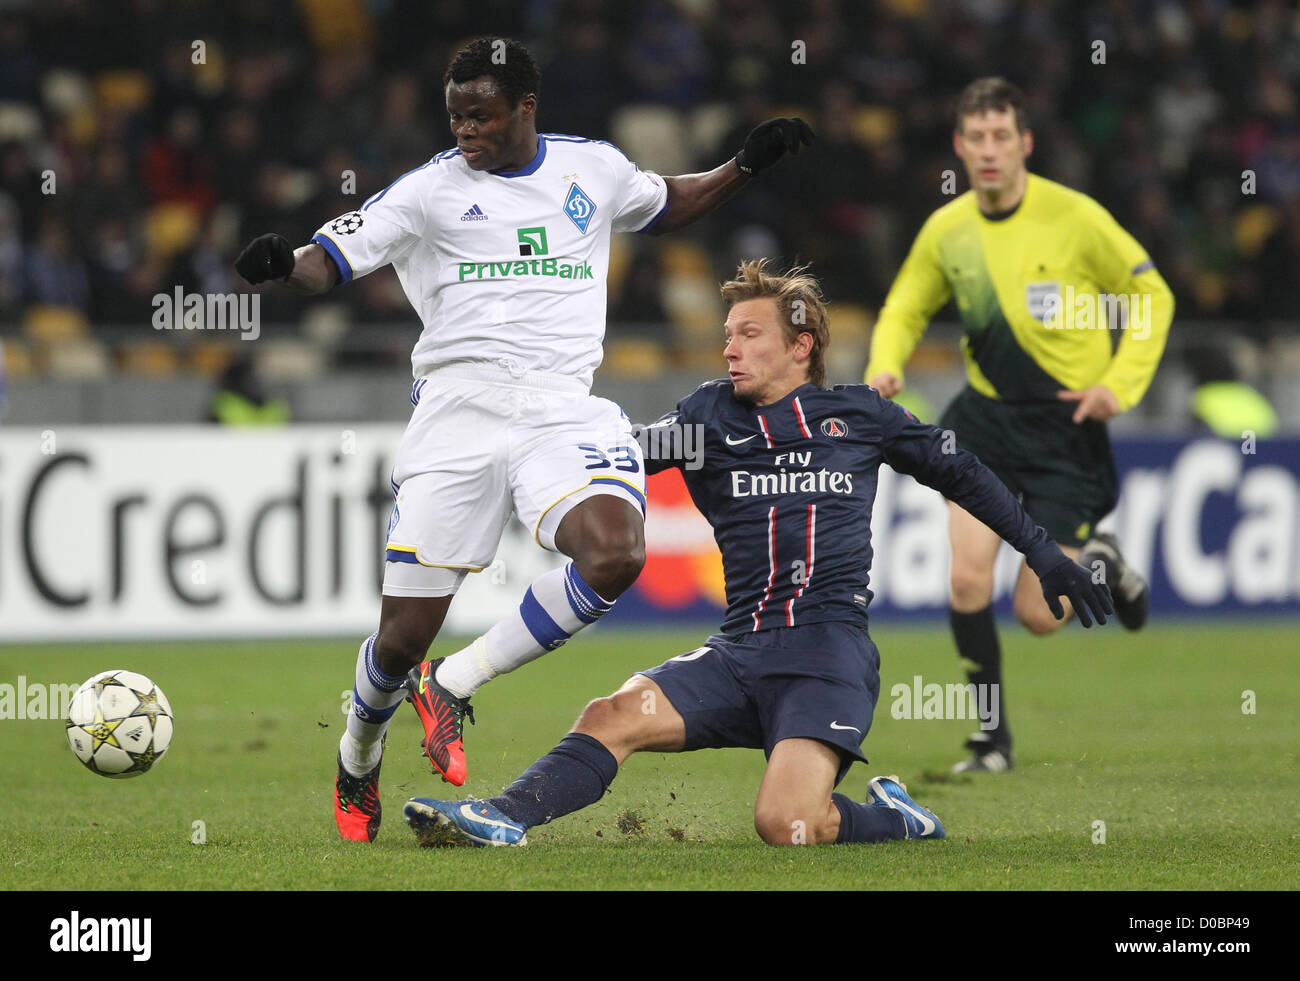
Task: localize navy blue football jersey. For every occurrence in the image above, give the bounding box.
[636,379,1062,633]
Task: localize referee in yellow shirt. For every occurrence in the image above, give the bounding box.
[866,78,1173,773]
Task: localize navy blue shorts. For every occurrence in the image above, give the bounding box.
[639,620,880,786]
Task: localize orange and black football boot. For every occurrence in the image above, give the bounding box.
[334,751,383,842]
[406,658,475,786]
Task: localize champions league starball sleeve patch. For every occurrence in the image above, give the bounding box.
[330,212,365,235]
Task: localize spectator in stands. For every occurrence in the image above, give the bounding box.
[141,107,216,215]
[25,216,88,312]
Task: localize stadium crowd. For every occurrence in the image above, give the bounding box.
[1,0,1297,368]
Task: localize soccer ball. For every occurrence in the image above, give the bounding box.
[65,670,174,778]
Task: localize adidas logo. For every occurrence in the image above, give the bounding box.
[460,204,488,222]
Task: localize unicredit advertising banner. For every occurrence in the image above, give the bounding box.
[0,427,1296,640]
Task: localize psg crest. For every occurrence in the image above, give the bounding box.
[331,212,365,235]
[821,417,848,438]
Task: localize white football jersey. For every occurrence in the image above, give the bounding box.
[311,134,669,389]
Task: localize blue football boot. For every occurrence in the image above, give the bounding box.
[403,797,528,847]
[866,775,946,840]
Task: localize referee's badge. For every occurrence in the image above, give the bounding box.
[564,182,596,234]
[1026,280,1061,323]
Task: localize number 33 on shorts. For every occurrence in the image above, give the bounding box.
[578,443,640,473]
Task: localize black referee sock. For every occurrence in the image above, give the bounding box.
[488,733,618,830]
[950,605,1010,749]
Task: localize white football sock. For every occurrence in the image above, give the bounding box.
[339,632,406,777]
[436,562,615,699]
[339,731,383,778]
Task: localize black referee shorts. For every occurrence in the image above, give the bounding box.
[939,386,1119,548]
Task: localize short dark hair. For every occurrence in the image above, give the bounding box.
[720,259,831,388]
[443,37,540,108]
[954,76,1028,134]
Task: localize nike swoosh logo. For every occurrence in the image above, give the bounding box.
[418,668,429,695]
[891,796,936,837]
[829,721,861,733]
[725,434,757,446]
[458,804,517,830]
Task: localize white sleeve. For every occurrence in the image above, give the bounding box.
[609,150,670,234]
[311,171,427,283]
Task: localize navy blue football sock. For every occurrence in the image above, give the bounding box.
[488,732,619,830]
[833,793,907,843]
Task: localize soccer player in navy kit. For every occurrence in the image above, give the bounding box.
[403,261,1112,847]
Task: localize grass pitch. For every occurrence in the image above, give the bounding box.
[1,620,1295,890]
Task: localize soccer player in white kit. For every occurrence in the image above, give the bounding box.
[234,37,814,841]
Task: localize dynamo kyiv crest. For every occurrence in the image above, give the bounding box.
[564,182,596,234]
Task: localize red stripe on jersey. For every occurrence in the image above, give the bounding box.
[758,415,774,449]
[793,397,812,439]
[752,505,777,631]
[783,597,794,627]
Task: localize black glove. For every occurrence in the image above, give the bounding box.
[736,117,815,176]
[1039,556,1114,628]
[235,233,295,284]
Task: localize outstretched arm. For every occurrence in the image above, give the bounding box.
[282,243,339,294]
[879,402,1113,627]
[647,117,814,235]
[235,235,339,295]
[650,162,749,234]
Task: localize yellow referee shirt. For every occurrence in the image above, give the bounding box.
[865,174,1174,411]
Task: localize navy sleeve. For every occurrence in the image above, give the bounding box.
[632,408,685,475]
[874,394,1065,575]
[632,381,718,476]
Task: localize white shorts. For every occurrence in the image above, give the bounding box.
[382,360,646,597]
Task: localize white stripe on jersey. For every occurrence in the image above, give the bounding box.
[793,397,812,438]
[798,503,816,597]
[752,505,778,632]
[785,503,817,627]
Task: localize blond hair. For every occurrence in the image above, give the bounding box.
[719,259,830,387]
